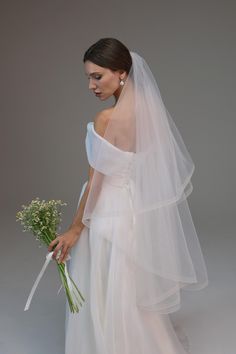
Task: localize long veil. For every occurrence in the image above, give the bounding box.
[82,51,208,314]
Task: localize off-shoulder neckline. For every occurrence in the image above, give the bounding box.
[87,122,134,155]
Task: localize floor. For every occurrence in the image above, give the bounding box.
[1,214,235,354]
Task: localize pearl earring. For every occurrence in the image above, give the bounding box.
[120,79,125,86]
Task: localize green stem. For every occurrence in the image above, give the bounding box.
[58,268,73,312]
[57,264,84,312]
[40,230,85,313]
[58,263,85,301]
[42,230,54,246]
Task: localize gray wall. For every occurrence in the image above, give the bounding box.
[1,0,235,227]
[0,1,235,353]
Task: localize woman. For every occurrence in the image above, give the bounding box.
[48,38,208,354]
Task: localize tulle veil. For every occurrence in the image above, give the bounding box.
[81,51,208,314]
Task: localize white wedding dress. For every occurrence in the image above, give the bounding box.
[65,121,193,354]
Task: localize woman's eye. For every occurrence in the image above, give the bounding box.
[87,75,101,81]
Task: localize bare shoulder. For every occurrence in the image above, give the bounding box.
[93,107,114,137]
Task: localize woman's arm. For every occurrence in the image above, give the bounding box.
[47,165,94,263]
[48,111,110,263]
[68,165,94,235]
[68,109,112,234]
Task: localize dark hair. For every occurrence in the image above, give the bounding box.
[83,37,132,75]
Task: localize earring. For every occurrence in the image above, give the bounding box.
[120,79,125,86]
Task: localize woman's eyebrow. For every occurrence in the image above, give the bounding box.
[85,72,102,77]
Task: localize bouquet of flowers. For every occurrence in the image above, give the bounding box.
[16,197,85,313]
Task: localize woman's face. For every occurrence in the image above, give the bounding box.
[84,60,126,101]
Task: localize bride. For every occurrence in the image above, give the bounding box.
[48,37,208,354]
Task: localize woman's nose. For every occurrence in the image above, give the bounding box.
[88,79,96,90]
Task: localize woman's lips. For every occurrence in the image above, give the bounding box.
[95,92,101,96]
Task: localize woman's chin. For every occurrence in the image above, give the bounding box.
[98,94,108,101]
[96,93,112,101]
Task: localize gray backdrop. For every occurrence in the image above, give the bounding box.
[1,1,235,353]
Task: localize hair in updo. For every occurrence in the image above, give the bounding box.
[83,37,132,75]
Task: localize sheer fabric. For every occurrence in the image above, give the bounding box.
[81,51,208,314]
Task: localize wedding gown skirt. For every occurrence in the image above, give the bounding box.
[65,122,208,354]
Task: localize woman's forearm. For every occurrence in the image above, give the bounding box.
[68,182,90,235]
[68,170,103,236]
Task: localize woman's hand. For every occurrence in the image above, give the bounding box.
[48,228,82,264]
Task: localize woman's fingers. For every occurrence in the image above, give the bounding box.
[48,232,74,263]
[51,238,70,263]
[58,246,70,264]
[48,237,60,251]
[52,239,64,260]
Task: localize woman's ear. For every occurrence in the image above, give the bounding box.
[119,70,127,80]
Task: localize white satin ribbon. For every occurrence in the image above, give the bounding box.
[24,251,71,311]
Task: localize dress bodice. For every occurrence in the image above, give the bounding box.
[85,122,135,187]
